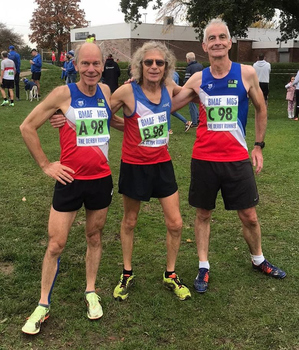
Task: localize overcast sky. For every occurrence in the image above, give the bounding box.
[0,0,160,46]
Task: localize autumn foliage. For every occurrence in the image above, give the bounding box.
[29,0,87,58]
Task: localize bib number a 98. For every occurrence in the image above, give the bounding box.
[75,107,110,146]
[78,119,104,135]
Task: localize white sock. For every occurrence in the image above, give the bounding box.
[199,261,210,270]
[251,254,265,266]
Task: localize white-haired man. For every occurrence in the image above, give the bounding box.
[172,18,286,294]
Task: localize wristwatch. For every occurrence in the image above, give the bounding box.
[254,141,265,149]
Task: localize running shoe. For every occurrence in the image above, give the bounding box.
[185,121,192,132]
[252,259,286,279]
[1,100,8,106]
[85,292,103,320]
[194,268,209,293]
[9,102,14,107]
[163,272,191,300]
[113,273,135,301]
[22,305,50,335]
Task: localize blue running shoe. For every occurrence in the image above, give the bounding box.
[252,259,286,279]
[194,268,209,293]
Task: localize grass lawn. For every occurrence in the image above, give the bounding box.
[0,62,299,350]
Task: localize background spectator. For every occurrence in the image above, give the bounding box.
[102,54,120,93]
[253,53,271,105]
[8,45,20,100]
[184,52,203,127]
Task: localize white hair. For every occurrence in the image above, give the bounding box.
[203,18,231,43]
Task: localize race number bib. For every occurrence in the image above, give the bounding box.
[138,111,168,147]
[75,107,110,146]
[206,95,238,131]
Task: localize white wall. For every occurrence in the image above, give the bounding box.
[71,23,198,42]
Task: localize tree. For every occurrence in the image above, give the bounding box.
[120,0,299,41]
[0,23,25,53]
[29,0,87,59]
[19,45,35,60]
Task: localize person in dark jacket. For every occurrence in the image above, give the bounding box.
[8,45,21,100]
[65,50,77,83]
[184,52,203,127]
[102,54,120,93]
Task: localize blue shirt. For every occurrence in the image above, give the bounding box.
[31,53,42,73]
[8,50,21,73]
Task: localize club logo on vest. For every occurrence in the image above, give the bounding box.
[75,99,86,108]
[97,98,105,107]
[228,79,238,88]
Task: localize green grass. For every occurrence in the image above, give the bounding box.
[1,63,299,350]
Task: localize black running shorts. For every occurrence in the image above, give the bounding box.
[52,175,113,212]
[118,160,178,201]
[32,72,41,81]
[1,79,14,89]
[189,159,259,210]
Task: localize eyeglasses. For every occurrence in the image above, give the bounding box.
[142,59,166,67]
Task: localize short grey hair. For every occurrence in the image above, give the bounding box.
[74,43,103,64]
[203,18,231,43]
[131,41,176,85]
[186,52,195,61]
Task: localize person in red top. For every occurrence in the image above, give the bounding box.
[172,18,286,294]
[59,51,65,66]
[51,51,56,64]
[110,41,191,302]
[20,43,124,335]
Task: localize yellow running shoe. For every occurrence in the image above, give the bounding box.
[113,273,135,301]
[163,272,191,301]
[22,305,50,335]
[85,292,103,320]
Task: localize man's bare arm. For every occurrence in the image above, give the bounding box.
[171,72,201,112]
[242,65,267,174]
[20,86,75,184]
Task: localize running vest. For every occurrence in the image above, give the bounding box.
[192,62,249,162]
[60,83,112,180]
[121,81,172,165]
[1,59,15,80]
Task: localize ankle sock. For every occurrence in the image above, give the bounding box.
[199,261,210,270]
[251,254,265,266]
[123,269,133,276]
[165,270,175,278]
